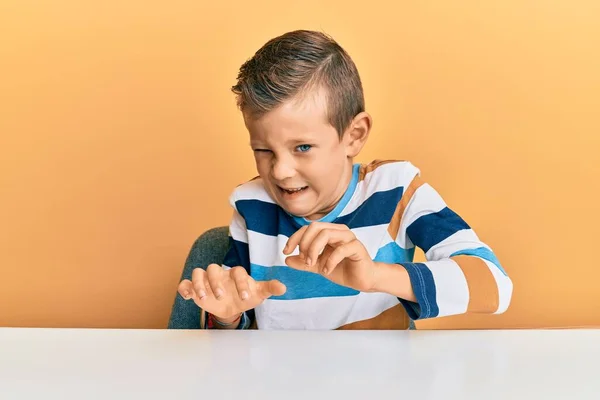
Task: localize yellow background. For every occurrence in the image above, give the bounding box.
[1,1,599,329]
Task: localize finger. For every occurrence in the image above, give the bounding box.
[283,225,308,255]
[257,279,287,298]
[191,267,208,299]
[299,223,349,262]
[178,279,195,300]
[206,263,226,300]
[323,240,364,275]
[203,277,214,298]
[307,229,355,267]
[230,267,251,301]
[314,244,335,274]
[297,222,322,260]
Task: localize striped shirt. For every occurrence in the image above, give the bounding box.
[215,160,513,330]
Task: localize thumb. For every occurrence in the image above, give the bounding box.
[285,254,317,273]
[258,279,287,298]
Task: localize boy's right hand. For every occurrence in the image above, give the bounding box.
[177,264,286,320]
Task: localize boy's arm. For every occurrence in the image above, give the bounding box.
[200,207,253,329]
[380,172,513,320]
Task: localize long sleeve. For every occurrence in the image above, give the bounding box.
[394,173,513,320]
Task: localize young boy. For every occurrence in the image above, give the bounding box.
[178,30,513,330]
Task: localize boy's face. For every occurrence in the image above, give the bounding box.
[244,89,360,221]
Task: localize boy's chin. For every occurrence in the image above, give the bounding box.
[283,206,309,218]
[286,206,327,221]
[280,204,316,219]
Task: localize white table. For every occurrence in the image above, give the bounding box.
[0,328,598,399]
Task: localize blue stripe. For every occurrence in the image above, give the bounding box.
[373,242,415,264]
[250,264,359,300]
[223,238,250,272]
[235,200,299,237]
[398,262,438,319]
[451,247,507,276]
[406,207,470,253]
[235,186,405,238]
[336,187,404,229]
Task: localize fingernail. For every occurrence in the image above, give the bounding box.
[305,257,312,267]
[322,267,328,274]
[214,288,223,299]
[241,291,249,300]
[199,290,206,299]
[183,291,190,299]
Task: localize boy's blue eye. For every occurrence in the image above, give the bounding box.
[296,144,312,153]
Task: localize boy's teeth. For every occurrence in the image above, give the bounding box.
[284,187,306,193]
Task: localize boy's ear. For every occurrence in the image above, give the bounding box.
[343,112,372,157]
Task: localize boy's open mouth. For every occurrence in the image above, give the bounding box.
[279,186,308,195]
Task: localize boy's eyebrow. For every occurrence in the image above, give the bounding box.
[282,132,321,144]
[286,137,317,144]
[249,136,318,147]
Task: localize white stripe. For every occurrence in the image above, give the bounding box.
[396,183,447,247]
[247,231,299,267]
[230,178,275,204]
[246,225,390,267]
[424,229,490,261]
[255,292,400,330]
[339,161,419,218]
[350,224,390,259]
[483,259,513,314]
[427,259,470,318]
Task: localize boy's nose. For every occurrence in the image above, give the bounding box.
[271,158,296,181]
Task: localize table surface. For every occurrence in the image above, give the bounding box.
[1,328,599,400]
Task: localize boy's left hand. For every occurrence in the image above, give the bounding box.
[283,222,377,292]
